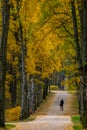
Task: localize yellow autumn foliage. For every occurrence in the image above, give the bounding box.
[50,85,58,90]
[62,76,80,90]
[2,0,80,112]
[5,106,20,121]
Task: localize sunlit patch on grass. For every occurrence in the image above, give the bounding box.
[0,124,15,130]
[73,125,82,130]
[72,115,80,123]
[71,115,82,130]
[6,124,15,129]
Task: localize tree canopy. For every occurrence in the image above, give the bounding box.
[0,0,87,129]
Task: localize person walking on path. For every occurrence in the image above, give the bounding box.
[59,99,64,110]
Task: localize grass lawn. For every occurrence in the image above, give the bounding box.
[0,124,15,130]
[72,115,82,130]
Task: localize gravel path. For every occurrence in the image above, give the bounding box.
[11,91,74,130]
[47,91,68,115]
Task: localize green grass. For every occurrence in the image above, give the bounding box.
[6,124,15,129]
[0,124,15,130]
[72,115,80,123]
[73,125,82,130]
[71,115,82,130]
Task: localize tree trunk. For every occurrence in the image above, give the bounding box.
[43,85,46,100]
[71,0,87,128]
[30,76,36,113]
[0,0,10,127]
[19,23,28,120]
[70,0,83,119]
[37,84,43,107]
[8,62,17,107]
[26,76,31,117]
[43,78,49,100]
[80,0,87,128]
[9,76,17,108]
[70,1,82,69]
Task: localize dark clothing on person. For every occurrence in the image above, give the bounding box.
[60,99,64,106]
[59,99,64,110]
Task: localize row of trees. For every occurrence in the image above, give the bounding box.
[0,0,87,129]
[71,0,87,128]
[0,0,65,127]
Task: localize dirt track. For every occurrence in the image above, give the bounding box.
[11,91,77,130]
